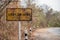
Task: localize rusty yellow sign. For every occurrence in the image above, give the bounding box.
[6,8,32,21]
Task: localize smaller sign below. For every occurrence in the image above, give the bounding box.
[6,8,32,21]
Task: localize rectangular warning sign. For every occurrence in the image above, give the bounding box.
[6,8,32,21]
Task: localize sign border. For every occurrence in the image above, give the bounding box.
[6,8,32,21]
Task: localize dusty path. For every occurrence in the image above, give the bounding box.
[31,27,60,40]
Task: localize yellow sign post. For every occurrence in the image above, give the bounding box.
[6,8,32,21]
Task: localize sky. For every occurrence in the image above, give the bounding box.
[35,0,60,11]
[20,0,60,11]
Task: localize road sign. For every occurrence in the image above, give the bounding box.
[6,8,32,21]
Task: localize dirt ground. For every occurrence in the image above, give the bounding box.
[31,28,60,40]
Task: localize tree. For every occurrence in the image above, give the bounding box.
[0,0,19,40]
[49,11,60,27]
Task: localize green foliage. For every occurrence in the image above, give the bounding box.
[48,12,60,27]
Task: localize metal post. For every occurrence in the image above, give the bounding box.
[19,22,21,40]
[25,29,28,40]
